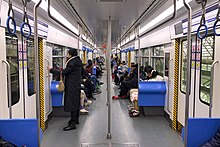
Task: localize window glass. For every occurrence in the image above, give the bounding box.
[141,57,149,67]
[180,40,187,93]
[165,53,170,77]
[52,46,63,56]
[141,48,149,66]
[6,34,20,106]
[152,58,164,76]
[52,45,65,81]
[152,46,164,56]
[200,36,214,104]
[143,48,149,56]
[27,38,35,96]
[151,46,164,76]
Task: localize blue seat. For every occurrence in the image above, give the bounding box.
[138,81,166,106]
[50,81,63,106]
[182,118,220,147]
[0,119,42,147]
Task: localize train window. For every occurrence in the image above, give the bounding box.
[165,53,170,77]
[152,46,164,56]
[141,48,150,66]
[143,48,150,56]
[52,46,63,56]
[143,57,149,66]
[27,39,35,96]
[151,46,164,76]
[199,36,215,105]
[6,34,20,106]
[180,40,187,93]
[52,45,65,80]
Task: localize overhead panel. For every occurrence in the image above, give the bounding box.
[98,0,125,2]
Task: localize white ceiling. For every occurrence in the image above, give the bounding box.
[54,0,161,45]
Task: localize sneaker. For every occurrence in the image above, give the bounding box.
[80,108,89,113]
[94,90,102,95]
[112,95,126,100]
[127,104,134,109]
[85,100,92,106]
[129,110,140,117]
[112,95,119,99]
[99,82,104,85]
[128,108,135,114]
[121,95,127,99]
[128,106,135,112]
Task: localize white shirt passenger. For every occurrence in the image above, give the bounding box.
[148,75,164,81]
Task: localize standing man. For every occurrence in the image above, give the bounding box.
[48,49,82,131]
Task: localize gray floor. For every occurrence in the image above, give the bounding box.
[42,74,183,147]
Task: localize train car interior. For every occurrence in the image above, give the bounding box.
[1,0,220,147]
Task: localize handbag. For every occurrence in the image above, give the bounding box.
[57,70,65,92]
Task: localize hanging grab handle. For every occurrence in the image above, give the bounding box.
[6,0,16,36]
[197,0,208,39]
[213,0,220,36]
[20,0,32,39]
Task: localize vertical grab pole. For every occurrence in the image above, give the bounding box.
[137,26,141,81]
[34,0,42,146]
[2,60,12,119]
[183,1,192,147]
[107,16,112,139]
[167,59,173,113]
[77,23,80,55]
[209,61,219,117]
[45,59,51,115]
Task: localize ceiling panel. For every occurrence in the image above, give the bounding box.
[54,0,160,46]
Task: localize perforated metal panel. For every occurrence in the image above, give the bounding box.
[81,143,141,147]
[98,0,124,2]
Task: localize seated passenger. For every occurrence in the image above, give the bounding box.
[86,59,93,75]
[116,62,124,85]
[84,60,103,94]
[81,64,96,100]
[144,66,164,81]
[80,90,89,114]
[128,89,139,117]
[114,61,120,85]
[92,58,103,77]
[112,64,138,99]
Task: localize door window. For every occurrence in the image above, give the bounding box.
[27,38,35,96]
[6,34,20,106]
[180,40,187,93]
[52,45,65,81]
[199,36,215,105]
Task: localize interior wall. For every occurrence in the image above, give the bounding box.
[0,1,79,49]
[140,26,171,48]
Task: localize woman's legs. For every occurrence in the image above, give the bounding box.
[80,90,89,113]
[63,111,78,131]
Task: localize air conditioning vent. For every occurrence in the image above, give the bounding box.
[98,0,125,2]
